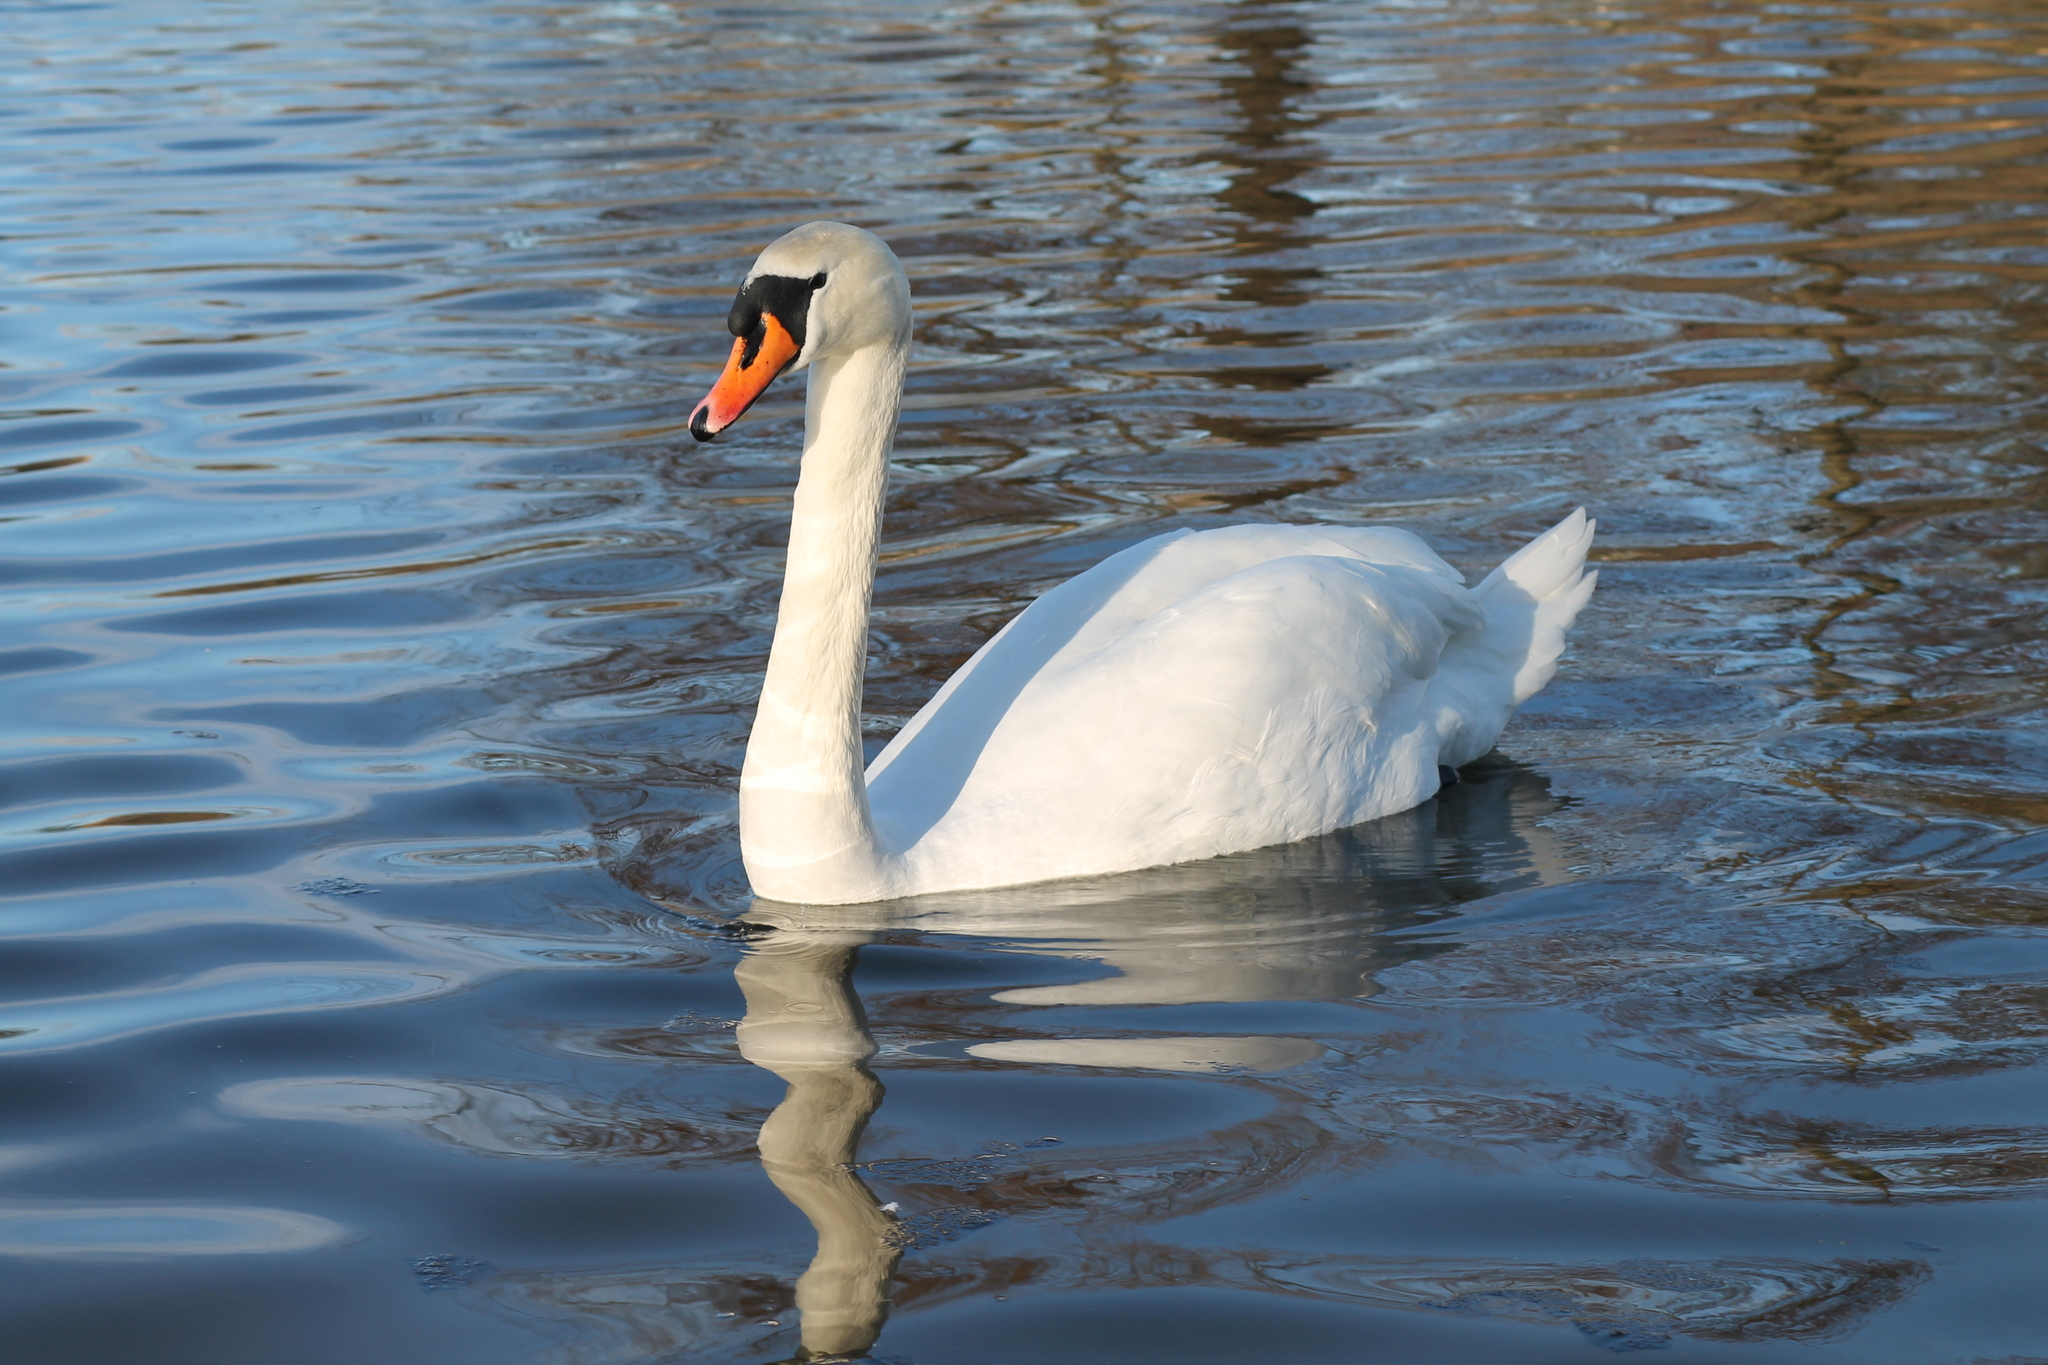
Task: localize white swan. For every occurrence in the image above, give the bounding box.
[691,222,1596,906]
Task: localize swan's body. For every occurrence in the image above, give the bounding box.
[692,223,1595,906]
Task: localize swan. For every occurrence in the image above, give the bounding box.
[690,221,1596,906]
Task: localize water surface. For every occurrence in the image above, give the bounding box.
[5,0,2048,1360]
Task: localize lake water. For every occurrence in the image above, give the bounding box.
[6,0,2048,1360]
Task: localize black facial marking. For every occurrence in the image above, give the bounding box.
[726,272,824,369]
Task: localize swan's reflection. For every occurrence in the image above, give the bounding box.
[733,927,899,1361]
[732,759,1572,1354]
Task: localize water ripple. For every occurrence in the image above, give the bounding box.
[5,0,2048,1358]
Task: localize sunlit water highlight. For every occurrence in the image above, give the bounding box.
[5,0,2048,1359]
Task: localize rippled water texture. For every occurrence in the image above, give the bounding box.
[7,0,2048,1359]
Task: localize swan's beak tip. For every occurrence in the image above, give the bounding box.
[688,403,718,442]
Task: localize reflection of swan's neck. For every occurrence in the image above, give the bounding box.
[740,339,907,905]
[735,930,898,1358]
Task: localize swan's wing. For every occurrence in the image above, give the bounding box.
[873,553,1480,886]
[1033,521,1463,672]
[866,521,1460,786]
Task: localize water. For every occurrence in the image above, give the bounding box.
[5,0,2047,1358]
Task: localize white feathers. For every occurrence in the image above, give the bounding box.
[721,222,1598,905]
[864,513,1596,897]
[1470,506,1600,708]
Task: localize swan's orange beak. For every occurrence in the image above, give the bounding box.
[690,312,801,441]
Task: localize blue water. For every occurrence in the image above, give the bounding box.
[5,0,2048,1359]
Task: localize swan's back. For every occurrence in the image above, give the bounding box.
[865,516,1592,897]
[978,522,1463,673]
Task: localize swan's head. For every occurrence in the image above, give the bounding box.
[689,221,909,441]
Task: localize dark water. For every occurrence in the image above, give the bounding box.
[5,0,2048,1359]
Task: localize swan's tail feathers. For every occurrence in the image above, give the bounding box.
[1471,507,1598,706]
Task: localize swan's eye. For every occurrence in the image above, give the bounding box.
[810,272,827,290]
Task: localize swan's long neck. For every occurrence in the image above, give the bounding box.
[740,336,906,903]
